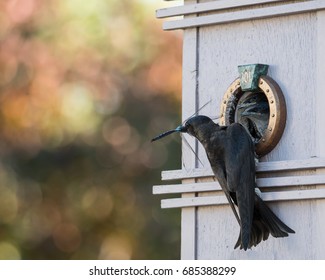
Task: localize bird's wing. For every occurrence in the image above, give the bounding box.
[225,123,256,249]
[206,126,241,225]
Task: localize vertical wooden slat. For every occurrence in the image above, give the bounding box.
[314,9,325,259]
[180,0,199,260]
[316,10,325,158]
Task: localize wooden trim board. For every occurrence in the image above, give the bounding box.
[161,188,325,209]
[157,0,284,18]
[153,174,325,195]
[160,0,325,30]
[161,157,325,181]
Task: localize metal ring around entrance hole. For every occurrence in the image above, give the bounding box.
[219,76,287,157]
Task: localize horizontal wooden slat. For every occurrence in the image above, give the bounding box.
[256,157,325,172]
[154,181,220,194]
[162,168,213,181]
[259,174,325,187]
[163,0,325,30]
[161,157,325,181]
[161,188,325,208]
[162,195,227,209]
[157,0,283,18]
[154,174,325,195]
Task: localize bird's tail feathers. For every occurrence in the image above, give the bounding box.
[234,194,295,250]
[255,195,295,236]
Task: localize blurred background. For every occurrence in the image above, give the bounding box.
[0,0,183,259]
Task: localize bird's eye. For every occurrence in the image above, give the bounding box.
[185,123,195,135]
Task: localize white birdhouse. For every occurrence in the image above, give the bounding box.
[153,0,325,259]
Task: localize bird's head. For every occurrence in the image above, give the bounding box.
[181,115,215,138]
[151,115,215,142]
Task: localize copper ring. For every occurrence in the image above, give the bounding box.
[219,76,287,157]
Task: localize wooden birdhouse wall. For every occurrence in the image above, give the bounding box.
[153,0,325,259]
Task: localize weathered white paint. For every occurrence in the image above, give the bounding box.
[161,157,325,181]
[314,9,325,259]
[162,0,325,30]
[153,0,325,259]
[161,188,325,209]
[316,10,325,158]
[198,14,316,162]
[180,190,197,260]
[154,173,325,194]
[154,181,219,194]
[179,0,198,260]
[157,0,284,18]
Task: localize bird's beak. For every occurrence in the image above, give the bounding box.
[237,101,257,110]
[175,125,187,133]
[240,109,251,117]
[151,124,186,142]
[241,107,261,117]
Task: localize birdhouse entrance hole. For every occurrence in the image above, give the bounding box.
[220,76,287,157]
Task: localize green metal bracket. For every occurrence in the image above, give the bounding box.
[238,64,269,91]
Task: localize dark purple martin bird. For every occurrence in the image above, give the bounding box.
[152,115,294,250]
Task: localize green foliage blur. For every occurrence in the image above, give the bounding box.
[0,0,183,259]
